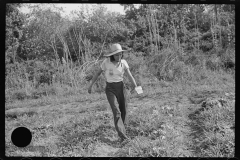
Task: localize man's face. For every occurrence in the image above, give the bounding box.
[113,52,122,62]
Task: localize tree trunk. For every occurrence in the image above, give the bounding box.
[214,4,218,24]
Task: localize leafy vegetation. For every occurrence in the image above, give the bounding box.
[5,4,234,157]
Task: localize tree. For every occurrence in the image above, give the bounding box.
[6,3,25,64]
[17,5,67,61]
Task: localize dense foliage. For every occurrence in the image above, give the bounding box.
[5,4,235,101]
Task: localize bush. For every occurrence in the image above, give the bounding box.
[35,71,54,88]
[172,61,189,80]
[32,83,57,99]
[200,40,214,52]
[205,57,221,71]
[184,54,201,66]
[6,62,28,89]
[147,48,178,81]
[10,89,31,101]
[124,51,145,88]
[30,60,56,88]
[219,48,235,71]
[124,52,144,73]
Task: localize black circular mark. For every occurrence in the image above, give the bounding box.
[11,127,32,148]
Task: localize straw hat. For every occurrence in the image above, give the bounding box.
[103,43,128,57]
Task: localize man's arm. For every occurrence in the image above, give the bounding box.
[125,68,137,88]
[89,68,103,87]
[88,68,103,94]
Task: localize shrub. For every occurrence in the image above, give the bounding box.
[31,60,57,88]
[123,51,145,88]
[219,50,235,71]
[200,40,214,52]
[6,62,28,90]
[147,48,179,81]
[32,83,57,99]
[205,57,221,71]
[184,54,201,66]
[172,61,189,80]
[11,89,31,101]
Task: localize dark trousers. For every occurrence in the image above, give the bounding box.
[105,81,128,140]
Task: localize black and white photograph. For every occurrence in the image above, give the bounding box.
[5,3,235,157]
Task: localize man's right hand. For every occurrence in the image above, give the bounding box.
[87,69,103,94]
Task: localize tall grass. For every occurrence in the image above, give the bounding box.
[5,59,100,103]
[5,46,235,104]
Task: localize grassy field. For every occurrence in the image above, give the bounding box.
[5,70,235,157]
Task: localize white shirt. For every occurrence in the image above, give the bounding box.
[100,58,129,83]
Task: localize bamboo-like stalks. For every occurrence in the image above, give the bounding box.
[146,4,187,80]
[146,9,153,55]
[72,22,82,65]
[210,17,216,49]
[155,9,161,51]
[95,29,109,64]
[50,36,60,68]
[194,6,200,50]
[147,4,161,55]
[154,7,159,54]
[74,23,84,65]
[68,28,78,61]
[54,26,77,88]
[218,7,222,49]
[150,5,157,54]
